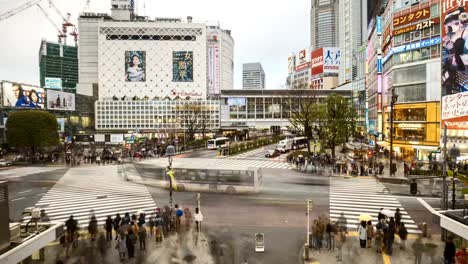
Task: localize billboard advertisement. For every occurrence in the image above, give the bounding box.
[442,91,468,130]
[57,118,65,132]
[45,77,62,89]
[393,7,430,27]
[47,90,75,111]
[323,47,340,74]
[173,51,194,82]
[207,45,220,95]
[442,1,468,96]
[295,48,310,71]
[2,82,45,108]
[311,48,324,75]
[125,51,146,82]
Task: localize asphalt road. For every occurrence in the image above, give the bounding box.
[5,167,69,221]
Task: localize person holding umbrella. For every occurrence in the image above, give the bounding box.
[358,221,367,248]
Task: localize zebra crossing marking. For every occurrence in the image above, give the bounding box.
[23,165,157,227]
[329,177,421,234]
[217,158,292,170]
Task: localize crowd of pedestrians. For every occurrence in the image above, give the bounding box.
[61,204,203,261]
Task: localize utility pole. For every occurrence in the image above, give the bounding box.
[389,88,398,176]
[305,199,313,260]
[442,124,447,241]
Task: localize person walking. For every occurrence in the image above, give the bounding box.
[88,215,98,241]
[366,220,374,249]
[399,223,408,250]
[311,220,319,250]
[113,213,121,237]
[116,234,127,261]
[325,220,333,250]
[175,204,184,231]
[194,207,203,232]
[105,216,113,241]
[65,215,78,246]
[122,212,131,225]
[148,215,155,237]
[395,208,402,227]
[386,217,396,255]
[337,212,348,239]
[412,236,424,264]
[126,229,136,258]
[184,208,192,230]
[374,222,383,253]
[444,237,456,264]
[358,221,367,248]
[138,223,147,250]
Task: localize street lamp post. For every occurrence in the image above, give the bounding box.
[166,145,176,208]
[389,89,398,177]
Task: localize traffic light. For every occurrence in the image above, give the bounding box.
[368,150,373,157]
[307,199,314,211]
[410,180,418,195]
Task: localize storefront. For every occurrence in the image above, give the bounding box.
[384,102,440,161]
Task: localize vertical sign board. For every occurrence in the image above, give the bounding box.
[376,16,382,35]
[311,48,324,75]
[377,57,383,74]
[441,0,468,130]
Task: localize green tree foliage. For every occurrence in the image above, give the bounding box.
[319,94,356,158]
[6,111,59,155]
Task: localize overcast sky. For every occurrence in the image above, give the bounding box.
[0,0,310,89]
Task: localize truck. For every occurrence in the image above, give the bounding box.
[275,139,293,153]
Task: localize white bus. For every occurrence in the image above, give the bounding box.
[292,137,308,150]
[207,137,229,150]
[276,139,293,153]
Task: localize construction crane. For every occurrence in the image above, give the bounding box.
[0,0,42,21]
[0,0,78,45]
[36,3,66,43]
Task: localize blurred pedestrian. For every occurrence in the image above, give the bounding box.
[148,215,155,237]
[97,232,107,259]
[412,236,424,264]
[184,208,192,230]
[386,217,396,255]
[175,204,183,230]
[358,221,367,248]
[65,215,78,245]
[88,215,98,241]
[115,234,126,261]
[366,220,374,249]
[395,208,402,227]
[374,221,383,253]
[398,223,408,250]
[337,212,347,240]
[444,237,456,264]
[122,212,130,225]
[105,216,113,241]
[325,220,333,250]
[194,207,203,232]
[126,229,136,258]
[113,213,121,237]
[138,223,147,250]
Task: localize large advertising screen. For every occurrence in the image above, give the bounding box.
[2,82,45,108]
[173,51,194,82]
[295,48,310,71]
[323,47,341,74]
[125,51,146,82]
[47,90,75,111]
[311,48,324,75]
[442,91,468,130]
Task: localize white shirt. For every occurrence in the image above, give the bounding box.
[194,212,203,222]
[358,225,367,240]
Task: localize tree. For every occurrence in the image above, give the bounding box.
[6,111,59,159]
[318,94,356,158]
[177,103,208,141]
[288,90,323,153]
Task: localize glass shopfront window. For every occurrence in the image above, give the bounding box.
[282,99,290,119]
[256,98,264,119]
[247,98,255,119]
[394,124,426,141]
[228,97,246,120]
[264,98,273,119]
[394,108,426,121]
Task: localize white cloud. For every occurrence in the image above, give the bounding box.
[0,0,310,89]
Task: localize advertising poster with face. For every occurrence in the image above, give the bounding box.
[442,1,468,96]
[2,82,45,109]
[173,51,194,82]
[125,51,146,82]
[47,90,75,111]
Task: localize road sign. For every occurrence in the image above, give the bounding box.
[255,233,264,252]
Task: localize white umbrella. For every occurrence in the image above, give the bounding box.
[381,209,395,218]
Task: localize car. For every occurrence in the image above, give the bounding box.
[0,159,12,167]
[265,149,280,158]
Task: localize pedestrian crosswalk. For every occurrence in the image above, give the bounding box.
[329,177,421,234]
[226,148,266,159]
[216,158,292,169]
[23,165,157,227]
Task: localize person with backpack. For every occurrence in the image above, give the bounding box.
[175,204,184,230]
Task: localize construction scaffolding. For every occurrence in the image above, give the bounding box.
[39,40,78,89]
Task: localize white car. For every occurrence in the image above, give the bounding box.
[0,159,11,167]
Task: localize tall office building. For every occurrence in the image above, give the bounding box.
[310,0,339,50]
[242,63,265,89]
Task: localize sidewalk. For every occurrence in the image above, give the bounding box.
[302,233,444,264]
[31,227,214,264]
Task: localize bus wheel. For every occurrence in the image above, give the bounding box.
[226,186,236,195]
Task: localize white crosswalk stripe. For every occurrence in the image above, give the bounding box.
[23,165,157,227]
[329,177,421,234]
[216,158,293,170]
[226,148,266,159]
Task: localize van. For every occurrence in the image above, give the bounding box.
[276,139,293,153]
